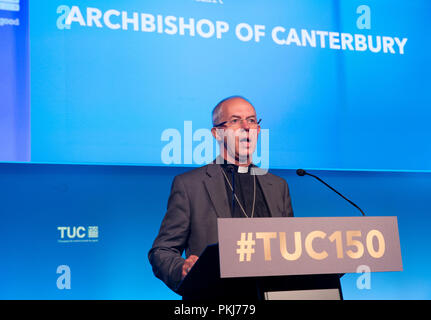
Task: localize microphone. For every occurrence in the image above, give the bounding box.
[296,169,306,176]
[296,169,366,216]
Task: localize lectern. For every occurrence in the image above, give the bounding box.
[177,243,343,300]
[177,217,402,300]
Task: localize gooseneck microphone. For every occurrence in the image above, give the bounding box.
[296,169,366,216]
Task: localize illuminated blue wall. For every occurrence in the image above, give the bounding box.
[0,163,430,299]
[0,0,29,161]
[28,0,431,170]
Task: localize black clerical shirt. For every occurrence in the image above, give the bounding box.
[220,163,271,218]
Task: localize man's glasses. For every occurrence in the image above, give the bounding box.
[213,118,262,128]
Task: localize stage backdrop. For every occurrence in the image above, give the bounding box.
[1,0,431,300]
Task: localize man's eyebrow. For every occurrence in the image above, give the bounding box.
[229,115,257,119]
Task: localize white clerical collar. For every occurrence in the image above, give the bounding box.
[237,166,249,173]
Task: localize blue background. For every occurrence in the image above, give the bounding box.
[28,0,431,170]
[0,0,430,300]
[0,163,430,299]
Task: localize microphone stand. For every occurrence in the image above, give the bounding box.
[296,169,366,216]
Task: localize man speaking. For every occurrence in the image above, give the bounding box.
[148,96,294,293]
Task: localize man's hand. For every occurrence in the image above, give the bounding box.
[182,255,199,279]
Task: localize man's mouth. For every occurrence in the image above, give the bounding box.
[239,137,251,148]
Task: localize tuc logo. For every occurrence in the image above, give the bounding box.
[57,226,99,243]
[236,230,386,262]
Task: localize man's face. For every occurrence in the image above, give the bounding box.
[211,98,260,165]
